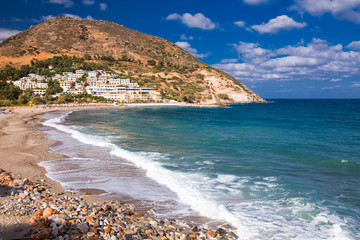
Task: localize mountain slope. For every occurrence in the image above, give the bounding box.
[0,17,264,103]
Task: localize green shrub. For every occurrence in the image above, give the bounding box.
[18,95,29,105]
[31,95,44,105]
[218,93,230,100]
[0,99,14,106]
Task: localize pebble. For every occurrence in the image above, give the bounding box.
[0,168,239,239]
[77,222,89,233]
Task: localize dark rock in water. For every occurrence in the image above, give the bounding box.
[216,227,227,236]
[228,231,238,239]
[222,224,231,229]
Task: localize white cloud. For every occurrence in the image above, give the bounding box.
[221,59,238,64]
[347,40,360,50]
[321,85,342,90]
[0,28,21,41]
[232,41,274,64]
[41,15,56,21]
[41,14,94,21]
[48,0,74,8]
[213,38,360,82]
[234,21,246,27]
[330,78,342,82]
[99,3,107,11]
[243,0,268,5]
[166,13,181,20]
[262,56,322,68]
[166,13,217,30]
[251,15,307,34]
[82,0,95,6]
[292,0,360,23]
[175,41,211,58]
[351,81,360,87]
[180,34,194,40]
[63,13,82,18]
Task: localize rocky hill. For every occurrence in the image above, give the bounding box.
[0,17,264,104]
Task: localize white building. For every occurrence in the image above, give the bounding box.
[11,70,162,103]
[33,89,46,96]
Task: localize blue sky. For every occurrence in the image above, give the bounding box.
[1,0,360,98]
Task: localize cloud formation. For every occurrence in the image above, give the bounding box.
[351,81,360,87]
[321,85,342,90]
[64,14,94,19]
[243,0,268,5]
[41,14,94,21]
[234,21,246,27]
[347,40,360,50]
[41,15,56,21]
[166,13,217,30]
[221,59,238,63]
[48,0,74,8]
[175,41,211,58]
[180,34,194,40]
[330,78,342,82]
[213,38,360,82]
[292,0,360,23]
[99,3,107,11]
[82,0,95,6]
[0,28,21,41]
[251,15,307,34]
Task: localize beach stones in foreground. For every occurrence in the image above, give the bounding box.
[0,168,238,239]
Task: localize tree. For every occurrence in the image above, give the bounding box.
[0,65,17,81]
[40,69,51,76]
[18,95,29,105]
[121,54,128,61]
[147,60,156,66]
[56,94,71,104]
[84,54,92,60]
[217,93,230,100]
[24,88,34,98]
[31,95,44,105]
[0,81,21,100]
[45,80,63,95]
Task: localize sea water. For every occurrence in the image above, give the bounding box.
[40,99,360,239]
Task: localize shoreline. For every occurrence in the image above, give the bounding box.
[0,104,120,193]
[0,105,236,239]
[0,105,120,238]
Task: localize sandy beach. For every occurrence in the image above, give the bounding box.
[0,104,236,239]
[0,104,121,191]
[0,104,117,238]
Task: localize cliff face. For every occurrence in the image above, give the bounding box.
[0,17,264,103]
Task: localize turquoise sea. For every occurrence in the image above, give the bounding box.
[41,99,360,239]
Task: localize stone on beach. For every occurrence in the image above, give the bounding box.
[77,222,89,233]
[43,207,56,217]
[0,168,239,239]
